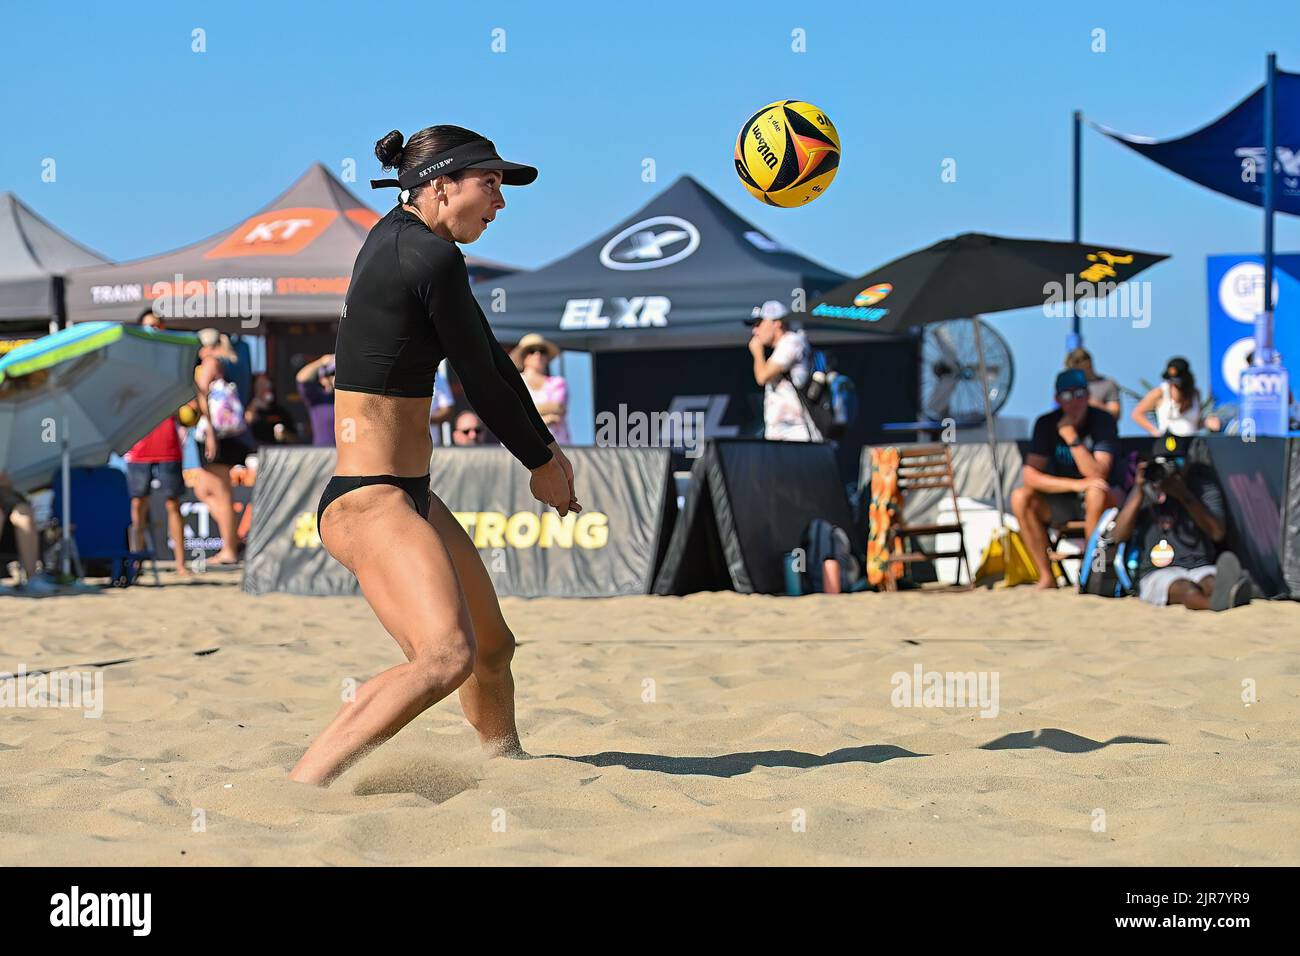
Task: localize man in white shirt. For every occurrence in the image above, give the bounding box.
[747,300,821,442]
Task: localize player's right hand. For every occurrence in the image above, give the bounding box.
[529,457,579,516]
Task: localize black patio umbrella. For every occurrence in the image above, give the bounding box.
[806,232,1170,536]
[805,232,1168,334]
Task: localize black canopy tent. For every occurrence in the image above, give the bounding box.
[0,192,109,333]
[470,174,891,351]
[471,175,918,483]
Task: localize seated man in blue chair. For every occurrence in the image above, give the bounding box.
[1012,368,1121,589]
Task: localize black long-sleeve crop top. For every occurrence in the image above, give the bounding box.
[334,205,555,470]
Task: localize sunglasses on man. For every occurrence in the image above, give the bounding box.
[456,426,483,435]
[1056,387,1089,402]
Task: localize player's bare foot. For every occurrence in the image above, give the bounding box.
[482,736,530,759]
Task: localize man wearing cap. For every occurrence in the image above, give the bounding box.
[1110,434,1251,610]
[1012,368,1120,588]
[748,300,820,442]
[296,353,336,447]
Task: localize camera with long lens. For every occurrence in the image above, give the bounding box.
[1145,454,1183,485]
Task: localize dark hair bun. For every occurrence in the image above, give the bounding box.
[375,130,405,169]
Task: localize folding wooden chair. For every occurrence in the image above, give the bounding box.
[892,444,973,588]
[1047,520,1088,586]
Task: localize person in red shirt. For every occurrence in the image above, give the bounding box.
[125,312,191,575]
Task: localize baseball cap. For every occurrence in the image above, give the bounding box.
[745,300,789,326]
[1054,368,1088,394]
[1151,433,1190,459]
[1162,357,1191,384]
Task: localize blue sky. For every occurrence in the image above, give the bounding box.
[2,0,1298,433]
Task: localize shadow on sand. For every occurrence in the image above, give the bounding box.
[541,728,1168,777]
[979,728,1168,753]
[546,744,927,778]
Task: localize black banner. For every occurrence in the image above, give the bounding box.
[1206,435,1290,598]
[242,445,677,598]
[0,865,1281,939]
[1286,439,1300,598]
[655,439,858,595]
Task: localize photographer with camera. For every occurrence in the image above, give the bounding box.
[1110,434,1253,610]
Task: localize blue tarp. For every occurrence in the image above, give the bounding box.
[1096,70,1300,216]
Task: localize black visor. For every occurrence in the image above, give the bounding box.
[370,139,537,191]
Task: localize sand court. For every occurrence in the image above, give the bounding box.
[1,573,1297,865]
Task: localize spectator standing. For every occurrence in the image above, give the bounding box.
[511,333,569,445]
[296,353,337,447]
[246,373,298,445]
[747,300,820,442]
[194,345,251,564]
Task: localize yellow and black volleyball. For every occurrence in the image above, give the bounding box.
[734,100,840,207]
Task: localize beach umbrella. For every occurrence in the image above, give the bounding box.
[0,322,199,574]
[805,233,1167,335]
[806,233,1169,527]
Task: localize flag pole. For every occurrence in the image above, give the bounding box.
[1263,53,1277,320]
[1240,51,1289,436]
[1068,109,1083,351]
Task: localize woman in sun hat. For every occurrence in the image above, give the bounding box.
[511,332,570,445]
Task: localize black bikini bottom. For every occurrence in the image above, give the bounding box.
[317,473,432,530]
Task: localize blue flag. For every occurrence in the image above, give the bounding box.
[1096,70,1300,216]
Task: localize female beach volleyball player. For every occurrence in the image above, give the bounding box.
[288,126,578,786]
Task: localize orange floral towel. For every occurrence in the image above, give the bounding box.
[866,446,905,590]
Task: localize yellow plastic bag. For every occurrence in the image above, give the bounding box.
[976,527,1061,588]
